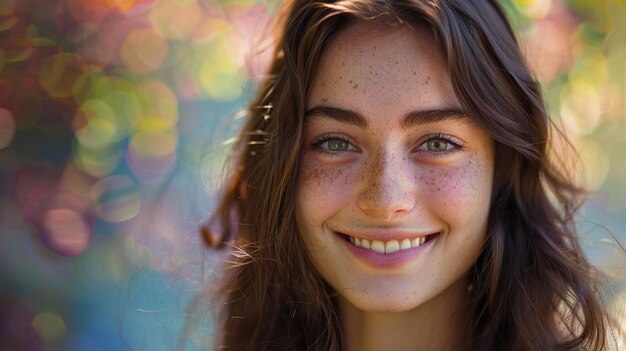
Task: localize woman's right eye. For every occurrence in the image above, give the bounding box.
[325,139,350,151]
[312,134,358,154]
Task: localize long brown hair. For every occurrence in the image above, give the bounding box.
[202,0,615,349]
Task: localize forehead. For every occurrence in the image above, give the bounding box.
[328,20,436,56]
[307,20,458,115]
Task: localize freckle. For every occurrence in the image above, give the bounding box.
[413,71,417,76]
[349,80,353,84]
[339,76,343,80]
[353,84,358,89]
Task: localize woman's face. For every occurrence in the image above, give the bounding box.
[296,22,495,312]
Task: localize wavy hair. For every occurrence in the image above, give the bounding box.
[202,0,615,349]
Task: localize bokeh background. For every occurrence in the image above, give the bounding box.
[0,0,625,349]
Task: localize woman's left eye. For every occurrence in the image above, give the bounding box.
[415,134,463,154]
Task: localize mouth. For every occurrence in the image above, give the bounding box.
[338,232,439,254]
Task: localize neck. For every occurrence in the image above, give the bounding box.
[340,279,470,351]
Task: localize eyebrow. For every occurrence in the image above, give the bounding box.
[305,105,467,130]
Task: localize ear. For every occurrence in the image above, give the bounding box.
[239,181,247,200]
[200,225,223,248]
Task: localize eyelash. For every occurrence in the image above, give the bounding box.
[311,133,464,157]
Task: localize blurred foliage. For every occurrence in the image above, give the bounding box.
[0,0,624,349]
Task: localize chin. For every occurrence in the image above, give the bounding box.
[336,275,470,315]
[356,303,417,314]
[338,289,431,313]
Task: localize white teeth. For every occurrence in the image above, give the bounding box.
[349,234,431,253]
[400,238,411,250]
[371,240,385,254]
[361,239,371,249]
[385,240,400,254]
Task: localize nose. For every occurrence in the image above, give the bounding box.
[357,150,416,220]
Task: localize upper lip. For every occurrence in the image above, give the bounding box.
[334,229,440,242]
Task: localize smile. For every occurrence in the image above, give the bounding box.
[346,234,435,254]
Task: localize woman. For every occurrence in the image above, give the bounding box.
[201,0,617,349]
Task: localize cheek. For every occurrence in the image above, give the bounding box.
[296,158,359,225]
[418,156,493,227]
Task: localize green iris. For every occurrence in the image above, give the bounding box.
[426,139,449,152]
[328,139,349,151]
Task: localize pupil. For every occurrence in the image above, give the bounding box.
[429,140,448,151]
[329,140,347,151]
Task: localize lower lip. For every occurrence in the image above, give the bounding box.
[338,233,438,269]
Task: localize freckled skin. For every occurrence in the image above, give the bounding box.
[296,21,494,329]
